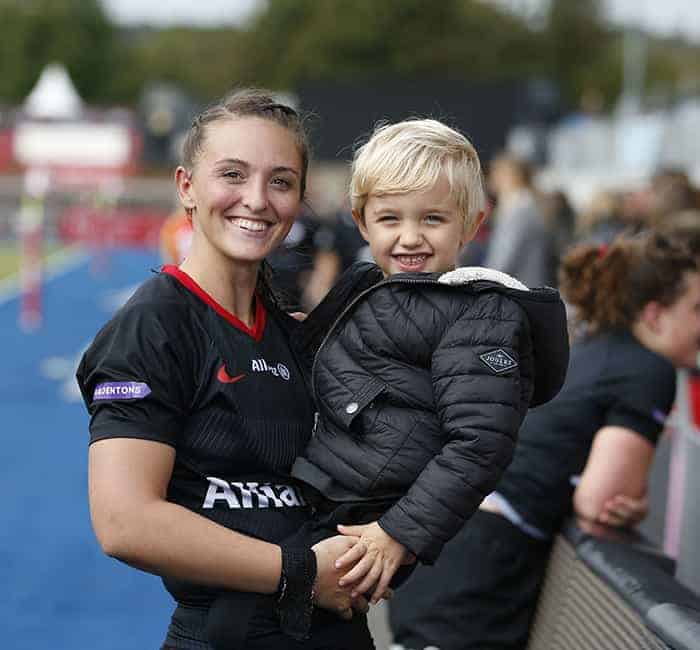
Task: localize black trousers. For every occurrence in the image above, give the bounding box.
[389,510,551,650]
[164,596,374,650]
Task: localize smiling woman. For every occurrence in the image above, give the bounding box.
[76,88,376,650]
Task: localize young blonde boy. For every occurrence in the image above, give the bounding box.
[291,118,569,602]
[208,120,569,648]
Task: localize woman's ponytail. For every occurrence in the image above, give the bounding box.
[560,230,697,335]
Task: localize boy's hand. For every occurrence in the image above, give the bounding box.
[335,521,416,604]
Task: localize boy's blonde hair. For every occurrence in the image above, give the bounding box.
[350,119,487,230]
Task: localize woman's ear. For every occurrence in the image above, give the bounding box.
[351,209,370,243]
[175,166,196,213]
[638,301,664,334]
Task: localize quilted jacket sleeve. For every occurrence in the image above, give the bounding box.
[378,293,534,563]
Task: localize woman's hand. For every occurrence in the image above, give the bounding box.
[311,535,366,619]
[336,521,415,604]
[598,493,649,527]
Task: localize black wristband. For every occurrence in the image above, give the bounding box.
[276,542,317,641]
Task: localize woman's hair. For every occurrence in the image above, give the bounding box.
[560,229,699,333]
[181,87,311,199]
[350,118,487,231]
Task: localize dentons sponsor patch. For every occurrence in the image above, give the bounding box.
[93,381,151,401]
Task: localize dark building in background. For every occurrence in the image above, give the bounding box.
[297,78,560,164]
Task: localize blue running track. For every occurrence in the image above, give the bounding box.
[1,248,173,650]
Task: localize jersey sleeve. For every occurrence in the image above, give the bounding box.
[76,300,198,447]
[605,356,677,445]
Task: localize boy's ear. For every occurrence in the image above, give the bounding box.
[175,166,196,213]
[351,209,370,243]
[461,210,486,247]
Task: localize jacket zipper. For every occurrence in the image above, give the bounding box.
[311,276,436,402]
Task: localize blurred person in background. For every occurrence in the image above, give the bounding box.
[77,88,376,650]
[299,206,372,310]
[483,153,555,287]
[390,228,700,650]
[575,190,627,245]
[648,168,700,227]
[541,189,576,263]
[159,207,193,265]
[266,208,323,310]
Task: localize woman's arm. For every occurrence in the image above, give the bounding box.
[573,425,655,527]
[89,437,365,610]
[90,437,282,592]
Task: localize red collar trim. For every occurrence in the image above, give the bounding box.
[162,265,266,342]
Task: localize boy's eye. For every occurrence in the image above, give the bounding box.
[376,215,398,223]
[425,214,444,224]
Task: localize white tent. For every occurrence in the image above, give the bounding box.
[23,63,83,120]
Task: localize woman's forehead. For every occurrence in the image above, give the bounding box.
[197,116,302,167]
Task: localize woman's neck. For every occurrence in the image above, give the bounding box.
[630,320,666,361]
[180,245,259,328]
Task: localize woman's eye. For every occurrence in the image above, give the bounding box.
[224,170,244,181]
[271,177,292,189]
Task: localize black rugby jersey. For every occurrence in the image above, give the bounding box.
[496,329,676,537]
[77,266,315,604]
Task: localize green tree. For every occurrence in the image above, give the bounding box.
[542,0,621,107]
[237,0,543,87]
[0,0,116,103]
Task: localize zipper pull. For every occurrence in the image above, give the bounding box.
[312,411,319,437]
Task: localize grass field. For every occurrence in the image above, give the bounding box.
[0,240,69,280]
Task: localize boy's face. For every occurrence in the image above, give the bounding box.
[353,173,473,276]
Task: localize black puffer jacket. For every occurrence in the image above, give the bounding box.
[292,263,568,563]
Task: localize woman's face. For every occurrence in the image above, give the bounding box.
[655,271,700,368]
[177,116,303,267]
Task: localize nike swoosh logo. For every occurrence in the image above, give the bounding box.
[217,366,246,384]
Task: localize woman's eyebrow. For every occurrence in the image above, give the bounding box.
[215,157,249,168]
[214,158,299,176]
[272,166,300,176]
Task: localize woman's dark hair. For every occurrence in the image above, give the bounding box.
[181,87,311,311]
[182,87,311,200]
[560,229,699,334]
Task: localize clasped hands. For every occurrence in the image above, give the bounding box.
[311,520,415,620]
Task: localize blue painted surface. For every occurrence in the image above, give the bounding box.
[1,248,173,650]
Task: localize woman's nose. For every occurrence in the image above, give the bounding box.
[241,180,268,213]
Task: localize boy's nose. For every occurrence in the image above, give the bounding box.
[399,225,424,247]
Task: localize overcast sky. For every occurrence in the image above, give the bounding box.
[100,0,700,42]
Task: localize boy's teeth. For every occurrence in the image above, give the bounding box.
[398,255,426,264]
[231,218,269,232]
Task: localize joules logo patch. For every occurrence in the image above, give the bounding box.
[93,381,151,401]
[479,349,518,374]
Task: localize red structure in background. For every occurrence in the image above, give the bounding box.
[57,205,168,249]
[8,64,149,330]
[688,373,700,431]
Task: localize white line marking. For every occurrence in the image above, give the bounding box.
[0,244,89,306]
